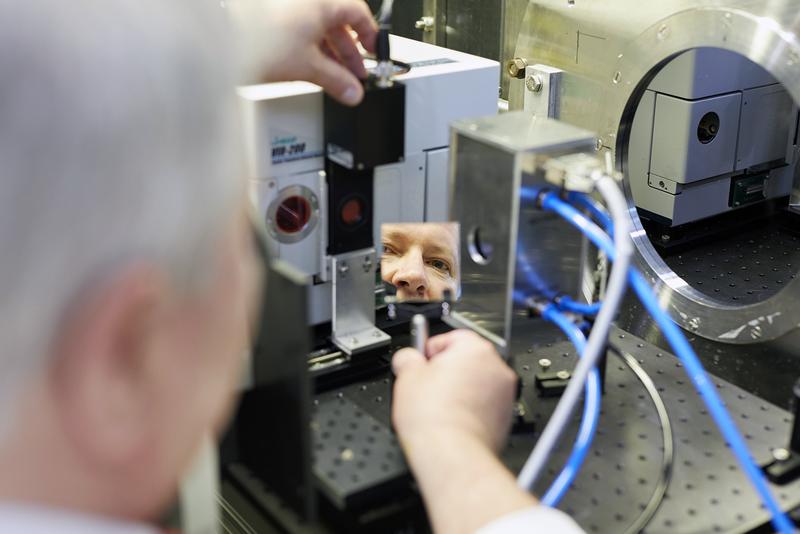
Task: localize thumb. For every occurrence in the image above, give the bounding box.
[310,50,364,106]
[392,348,427,377]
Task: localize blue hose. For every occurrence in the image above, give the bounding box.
[543,192,795,534]
[518,187,602,318]
[539,305,602,507]
[555,297,601,317]
[565,190,613,231]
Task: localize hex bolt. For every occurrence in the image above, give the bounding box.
[526,74,544,93]
[507,57,529,79]
[556,370,571,380]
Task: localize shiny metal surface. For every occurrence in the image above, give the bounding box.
[511,1,800,344]
[331,250,391,355]
[446,112,597,353]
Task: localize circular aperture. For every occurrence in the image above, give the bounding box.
[340,197,366,227]
[275,195,312,234]
[697,112,720,144]
[266,184,319,244]
[468,227,493,265]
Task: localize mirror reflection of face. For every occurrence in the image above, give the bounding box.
[381,223,459,302]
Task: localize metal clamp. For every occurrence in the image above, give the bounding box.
[331,249,391,355]
[522,64,564,119]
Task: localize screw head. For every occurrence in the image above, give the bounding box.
[556,370,571,380]
[526,74,544,93]
[363,257,373,272]
[538,358,552,369]
[773,448,791,462]
[338,262,350,275]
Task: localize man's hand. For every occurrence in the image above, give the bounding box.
[232,0,378,106]
[391,330,536,534]
[392,329,518,453]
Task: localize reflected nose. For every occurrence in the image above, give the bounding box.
[391,250,428,299]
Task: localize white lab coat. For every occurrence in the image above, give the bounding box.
[0,503,157,534]
[477,506,586,533]
[0,502,584,533]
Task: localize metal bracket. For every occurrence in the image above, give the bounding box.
[331,249,391,355]
[523,64,564,119]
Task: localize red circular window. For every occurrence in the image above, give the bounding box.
[276,195,312,234]
[340,197,365,227]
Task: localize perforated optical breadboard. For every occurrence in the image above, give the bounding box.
[663,223,800,305]
[311,327,800,533]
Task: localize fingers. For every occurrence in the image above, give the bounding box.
[326,26,368,79]
[426,329,489,358]
[309,50,364,106]
[322,0,378,53]
[392,348,427,376]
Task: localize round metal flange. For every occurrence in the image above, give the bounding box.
[603,8,800,344]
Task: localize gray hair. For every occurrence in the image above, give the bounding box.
[0,0,243,434]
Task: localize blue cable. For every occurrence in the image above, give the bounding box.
[539,305,602,507]
[555,297,601,317]
[518,187,602,318]
[565,190,613,231]
[542,192,796,534]
[516,250,557,301]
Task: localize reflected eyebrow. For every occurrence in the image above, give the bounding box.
[424,244,455,261]
[382,231,410,246]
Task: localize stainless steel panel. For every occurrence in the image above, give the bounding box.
[446,112,597,353]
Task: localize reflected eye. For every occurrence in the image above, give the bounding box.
[428,258,451,275]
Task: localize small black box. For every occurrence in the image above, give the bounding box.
[323,78,405,171]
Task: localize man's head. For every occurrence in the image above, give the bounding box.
[381,223,460,302]
[0,0,261,522]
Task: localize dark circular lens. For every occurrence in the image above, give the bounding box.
[276,195,311,233]
[340,197,365,227]
[697,112,720,144]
